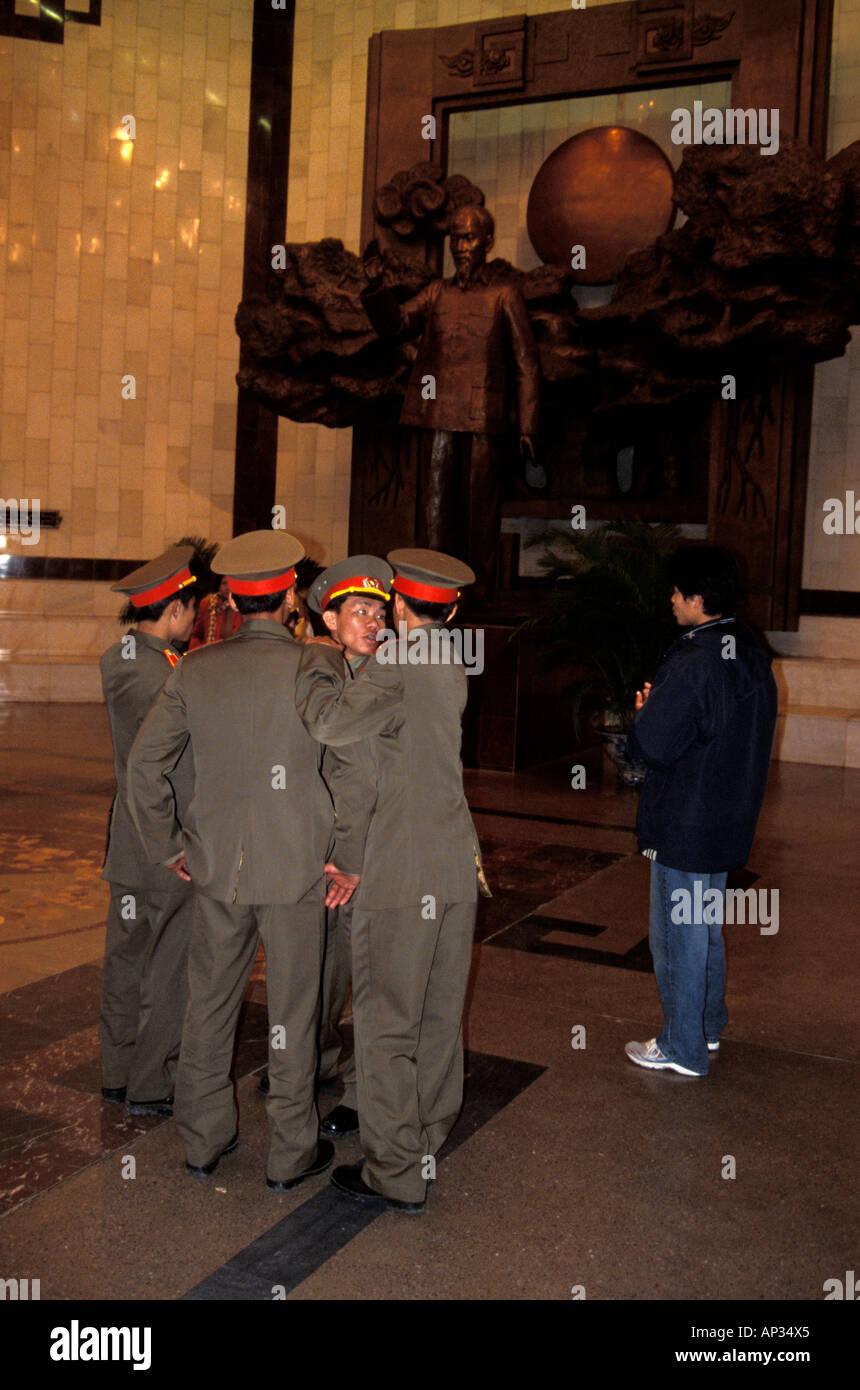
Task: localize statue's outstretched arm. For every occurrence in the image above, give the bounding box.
[360,277,439,341]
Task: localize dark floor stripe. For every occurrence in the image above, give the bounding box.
[182,1050,545,1301]
[0,963,103,1066]
[0,920,105,948]
[528,936,654,972]
[520,915,607,937]
[469,805,635,833]
[488,915,653,972]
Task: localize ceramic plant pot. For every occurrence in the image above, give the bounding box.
[597,727,648,788]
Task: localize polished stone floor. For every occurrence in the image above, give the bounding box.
[0,703,857,1305]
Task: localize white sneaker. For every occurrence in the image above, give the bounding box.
[625,1038,706,1077]
[707,1040,720,1052]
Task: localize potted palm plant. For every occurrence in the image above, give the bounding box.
[524,518,681,785]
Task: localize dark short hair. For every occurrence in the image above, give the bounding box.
[295,556,324,592]
[669,547,738,617]
[119,586,198,626]
[232,588,288,616]
[396,592,457,624]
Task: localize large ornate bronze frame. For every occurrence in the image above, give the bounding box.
[350,0,835,631]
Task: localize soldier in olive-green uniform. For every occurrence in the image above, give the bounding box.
[255,555,391,1125]
[127,532,344,1189]
[99,546,199,1115]
[306,555,392,1138]
[296,550,484,1213]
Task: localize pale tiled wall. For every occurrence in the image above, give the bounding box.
[0,0,252,620]
[803,0,860,593]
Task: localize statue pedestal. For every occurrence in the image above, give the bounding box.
[456,618,580,772]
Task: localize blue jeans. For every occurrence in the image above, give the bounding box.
[649,861,728,1074]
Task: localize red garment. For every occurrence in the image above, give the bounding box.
[188,594,242,649]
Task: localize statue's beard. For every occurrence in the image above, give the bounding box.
[454,259,481,287]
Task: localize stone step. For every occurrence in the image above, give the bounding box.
[0,613,118,659]
[0,609,115,701]
[772,655,860,710]
[0,578,120,618]
[767,615,860,659]
[0,653,103,702]
[774,705,860,769]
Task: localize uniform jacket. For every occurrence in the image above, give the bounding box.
[127,619,333,905]
[100,631,193,891]
[320,653,375,879]
[626,618,778,872]
[361,268,540,437]
[296,631,481,909]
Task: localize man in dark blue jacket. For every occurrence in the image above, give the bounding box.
[624,547,777,1077]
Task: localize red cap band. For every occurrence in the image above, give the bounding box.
[227,567,296,596]
[130,567,194,607]
[392,574,458,604]
[322,575,390,611]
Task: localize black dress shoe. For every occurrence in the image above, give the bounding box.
[185,1132,239,1179]
[321,1104,359,1138]
[101,1086,127,1104]
[257,1071,270,1096]
[330,1162,424,1214]
[126,1096,173,1117]
[266,1139,334,1192]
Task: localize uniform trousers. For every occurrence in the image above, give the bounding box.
[351,900,476,1203]
[99,885,192,1099]
[175,889,325,1180]
[318,902,356,1105]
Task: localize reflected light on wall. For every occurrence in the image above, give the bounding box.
[113,127,135,162]
[179,218,200,251]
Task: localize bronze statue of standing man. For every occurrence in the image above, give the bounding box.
[361,205,541,599]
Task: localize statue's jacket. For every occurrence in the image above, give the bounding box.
[361,266,540,437]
